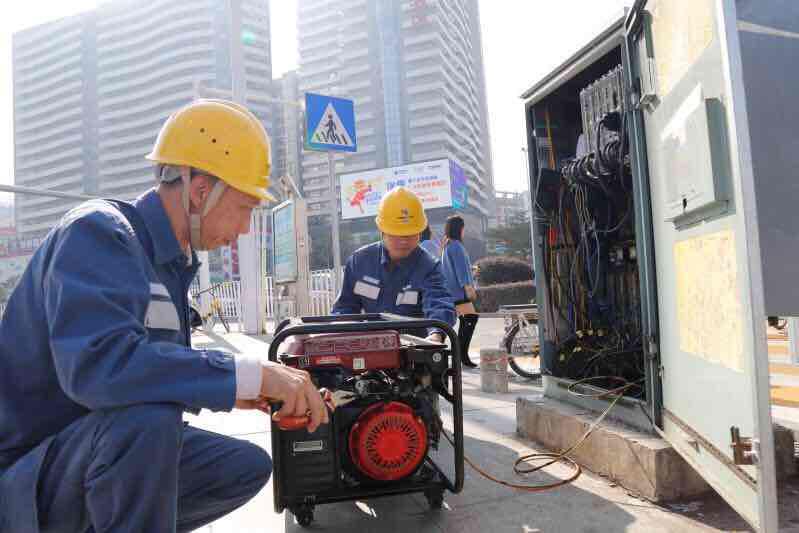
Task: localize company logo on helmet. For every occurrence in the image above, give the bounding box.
[398,208,411,224]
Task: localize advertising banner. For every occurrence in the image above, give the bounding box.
[340,159,460,220]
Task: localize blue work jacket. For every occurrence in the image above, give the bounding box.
[441,240,474,302]
[332,242,455,330]
[419,239,439,258]
[0,190,236,531]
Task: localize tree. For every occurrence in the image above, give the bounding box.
[486,212,532,259]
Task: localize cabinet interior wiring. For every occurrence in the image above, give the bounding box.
[531,63,645,399]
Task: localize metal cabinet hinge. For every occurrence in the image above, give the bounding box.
[730,426,759,465]
[647,335,659,358]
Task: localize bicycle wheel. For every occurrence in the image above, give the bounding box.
[504,323,541,379]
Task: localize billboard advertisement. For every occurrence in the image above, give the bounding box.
[340,159,461,220]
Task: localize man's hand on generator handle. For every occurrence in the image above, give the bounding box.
[235,362,329,433]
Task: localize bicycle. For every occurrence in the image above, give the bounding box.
[499,304,541,379]
[194,283,231,334]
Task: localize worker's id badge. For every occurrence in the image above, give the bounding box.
[396,290,419,306]
[354,280,380,300]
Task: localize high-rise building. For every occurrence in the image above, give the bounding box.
[12,14,94,237]
[296,0,494,261]
[12,0,274,238]
[271,70,304,188]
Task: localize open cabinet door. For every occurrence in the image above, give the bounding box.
[624,0,778,530]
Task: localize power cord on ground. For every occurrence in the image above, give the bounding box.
[438,377,643,492]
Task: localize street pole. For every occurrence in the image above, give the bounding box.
[227,0,265,334]
[328,151,342,287]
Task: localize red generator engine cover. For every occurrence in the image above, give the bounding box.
[282,331,401,373]
[348,402,428,481]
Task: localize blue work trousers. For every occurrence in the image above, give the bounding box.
[6,403,272,533]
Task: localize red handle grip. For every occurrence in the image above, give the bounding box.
[272,389,335,431]
[274,413,311,431]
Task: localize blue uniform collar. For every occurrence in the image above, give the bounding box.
[379,242,421,269]
[133,189,195,266]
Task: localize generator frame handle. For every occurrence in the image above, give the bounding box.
[268,312,465,494]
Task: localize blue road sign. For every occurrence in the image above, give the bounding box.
[305,93,357,153]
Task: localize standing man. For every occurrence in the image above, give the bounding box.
[0,99,327,533]
[332,187,455,341]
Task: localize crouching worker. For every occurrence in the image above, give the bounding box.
[0,99,328,533]
[332,187,456,342]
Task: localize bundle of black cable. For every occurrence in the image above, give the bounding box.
[535,110,644,399]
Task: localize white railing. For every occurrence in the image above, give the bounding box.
[0,271,340,327]
[189,269,340,325]
[309,269,337,316]
[215,281,242,321]
[190,280,242,321]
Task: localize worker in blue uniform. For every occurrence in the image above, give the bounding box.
[332,187,455,342]
[0,99,328,533]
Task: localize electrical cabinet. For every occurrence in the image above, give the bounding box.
[522,1,795,530]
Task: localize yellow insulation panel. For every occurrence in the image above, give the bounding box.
[674,229,744,373]
[650,0,715,99]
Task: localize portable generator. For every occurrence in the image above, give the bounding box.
[268,313,468,527]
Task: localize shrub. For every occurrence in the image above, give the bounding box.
[474,256,533,286]
[475,281,536,313]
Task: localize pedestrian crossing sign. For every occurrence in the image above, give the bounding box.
[305,93,357,153]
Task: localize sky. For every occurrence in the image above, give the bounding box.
[0,0,630,196]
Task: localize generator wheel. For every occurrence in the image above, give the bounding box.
[425,488,444,509]
[292,505,314,527]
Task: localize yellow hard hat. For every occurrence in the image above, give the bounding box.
[375,186,427,236]
[146,99,275,201]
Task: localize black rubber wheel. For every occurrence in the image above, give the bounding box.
[293,505,314,527]
[425,488,444,509]
[504,323,541,380]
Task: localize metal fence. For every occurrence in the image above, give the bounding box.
[189,269,339,324]
[1,272,336,326]
[309,269,338,316]
[265,276,275,318]
[215,281,242,320]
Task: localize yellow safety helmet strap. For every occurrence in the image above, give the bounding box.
[157,164,227,253]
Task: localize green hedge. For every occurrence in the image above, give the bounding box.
[474,256,533,286]
[475,281,536,313]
